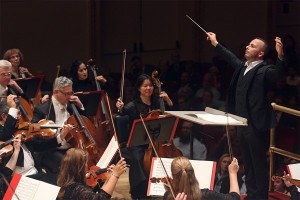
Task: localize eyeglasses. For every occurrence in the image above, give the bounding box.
[59,90,74,96]
[0,72,11,77]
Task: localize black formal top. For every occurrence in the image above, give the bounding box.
[61,182,111,200]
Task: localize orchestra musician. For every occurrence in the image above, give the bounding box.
[3,48,33,79]
[57,148,127,200]
[69,60,111,93]
[163,156,240,200]
[31,76,84,175]
[0,95,73,185]
[0,60,24,99]
[116,74,173,199]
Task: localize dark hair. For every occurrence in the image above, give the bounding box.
[0,100,9,121]
[134,74,154,98]
[70,60,84,82]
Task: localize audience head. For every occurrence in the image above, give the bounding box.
[179,121,194,143]
[0,60,12,87]
[217,154,231,174]
[170,156,201,200]
[3,48,23,68]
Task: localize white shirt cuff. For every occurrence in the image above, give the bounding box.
[56,134,66,145]
[8,108,19,119]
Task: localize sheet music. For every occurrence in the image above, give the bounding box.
[287,163,300,192]
[147,158,216,196]
[6,175,60,200]
[97,135,119,169]
[187,113,243,125]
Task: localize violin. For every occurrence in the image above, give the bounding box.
[0,139,14,159]
[86,165,107,188]
[272,175,300,187]
[14,120,65,141]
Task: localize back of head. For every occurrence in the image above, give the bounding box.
[0,100,9,121]
[171,157,201,200]
[57,148,88,196]
[53,76,73,91]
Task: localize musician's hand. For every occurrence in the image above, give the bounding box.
[228,157,239,174]
[282,171,293,187]
[275,37,284,60]
[12,135,22,152]
[69,95,83,109]
[111,158,127,177]
[175,192,187,200]
[59,124,74,140]
[116,98,124,111]
[8,80,24,94]
[41,94,50,104]
[96,75,107,83]
[7,94,17,109]
[19,67,32,76]
[159,91,173,107]
[207,32,218,47]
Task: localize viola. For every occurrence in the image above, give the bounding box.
[0,139,14,159]
[14,120,65,141]
[86,165,107,188]
[272,175,300,187]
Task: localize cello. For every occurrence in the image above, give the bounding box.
[143,71,182,174]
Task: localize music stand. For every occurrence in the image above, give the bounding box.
[127,115,179,147]
[74,90,106,116]
[14,75,44,99]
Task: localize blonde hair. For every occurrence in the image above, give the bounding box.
[169,157,201,200]
[57,148,88,198]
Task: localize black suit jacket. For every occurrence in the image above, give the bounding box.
[215,44,284,131]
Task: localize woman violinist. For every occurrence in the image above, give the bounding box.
[57,148,127,200]
[116,74,173,199]
[164,156,240,200]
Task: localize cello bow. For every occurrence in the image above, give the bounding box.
[119,49,126,102]
[139,114,176,199]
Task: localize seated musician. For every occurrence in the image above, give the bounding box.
[0,135,21,199]
[31,76,85,174]
[70,60,112,93]
[0,95,73,185]
[3,49,33,79]
[116,74,173,199]
[163,156,240,200]
[282,171,300,200]
[0,60,24,99]
[57,148,127,200]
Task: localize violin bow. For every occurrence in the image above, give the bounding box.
[139,114,176,199]
[46,65,60,120]
[119,49,126,102]
[105,93,123,158]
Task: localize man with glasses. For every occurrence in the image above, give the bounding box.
[0,60,24,100]
[31,76,84,174]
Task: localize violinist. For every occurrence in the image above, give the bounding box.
[31,76,84,174]
[0,60,24,100]
[282,171,300,200]
[116,74,173,199]
[3,48,33,79]
[0,135,21,199]
[57,148,127,200]
[69,60,112,93]
[0,95,73,185]
[163,156,240,200]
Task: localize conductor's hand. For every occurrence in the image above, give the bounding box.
[116,98,124,112]
[228,157,239,174]
[275,37,284,60]
[207,32,219,47]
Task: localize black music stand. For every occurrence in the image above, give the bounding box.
[127,115,179,147]
[14,75,44,99]
[74,90,106,116]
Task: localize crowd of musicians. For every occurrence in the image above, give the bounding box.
[0,30,299,200]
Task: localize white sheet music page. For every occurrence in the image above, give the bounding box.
[187,113,243,125]
[147,157,216,196]
[287,163,300,192]
[96,135,119,169]
[4,174,60,200]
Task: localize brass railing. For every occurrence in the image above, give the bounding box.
[269,103,300,191]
